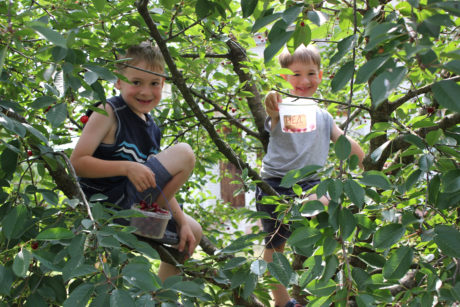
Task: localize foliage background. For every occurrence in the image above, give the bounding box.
[0,0,459,306]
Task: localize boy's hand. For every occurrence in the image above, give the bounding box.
[264,91,282,119]
[178,223,196,259]
[126,162,157,192]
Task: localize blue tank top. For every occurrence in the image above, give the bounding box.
[78,95,161,206]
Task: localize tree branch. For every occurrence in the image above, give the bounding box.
[136,0,278,197]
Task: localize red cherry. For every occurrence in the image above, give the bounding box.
[80,115,89,124]
[27,150,33,157]
[300,21,305,27]
[139,200,147,210]
[31,242,39,250]
[427,107,435,114]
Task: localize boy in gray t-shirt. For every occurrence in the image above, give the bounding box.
[256,44,364,307]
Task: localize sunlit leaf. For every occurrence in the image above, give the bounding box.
[383,246,413,279]
[432,80,460,113]
[373,223,405,249]
[370,67,407,108]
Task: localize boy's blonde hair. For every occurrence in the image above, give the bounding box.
[278,44,321,70]
[116,41,165,72]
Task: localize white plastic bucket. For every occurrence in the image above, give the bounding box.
[278,97,317,133]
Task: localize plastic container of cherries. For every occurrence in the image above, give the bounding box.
[130,200,171,239]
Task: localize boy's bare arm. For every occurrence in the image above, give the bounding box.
[70,105,157,192]
[264,91,282,130]
[331,123,365,169]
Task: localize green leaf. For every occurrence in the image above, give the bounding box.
[0,114,26,138]
[84,71,98,85]
[335,135,351,161]
[122,263,157,291]
[383,246,413,280]
[370,67,407,108]
[30,24,67,49]
[250,259,267,276]
[373,223,405,249]
[355,56,389,84]
[306,278,336,296]
[426,128,443,146]
[267,253,292,287]
[327,179,343,203]
[0,46,8,77]
[46,103,67,128]
[252,12,283,33]
[63,283,94,307]
[280,164,321,188]
[352,267,371,290]
[242,273,258,299]
[360,171,391,190]
[93,0,105,11]
[330,35,358,65]
[357,252,386,268]
[264,21,293,63]
[2,206,28,240]
[300,200,324,217]
[282,5,303,25]
[241,0,257,18]
[109,289,135,306]
[1,147,18,177]
[307,10,328,26]
[321,255,339,282]
[83,64,117,83]
[444,60,460,75]
[293,22,311,50]
[37,189,59,206]
[432,80,460,113]
[434,225,460,258]
[287,226,322,247]
[404,134,425,149]
[331,61,354,93]
[13,249,32,278]
[441,169,460,193]
[404,169,423,191]
[0,265,14,296]
[30,95,57,109]
[431,1,460,17]
[170,281,207,298]
[36,227,75,241]
[195,0,210,18]
[344,179,365,208]
[339,208,356,240]
[223,257,247,270]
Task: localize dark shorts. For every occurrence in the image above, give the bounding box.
[256,177,320,249]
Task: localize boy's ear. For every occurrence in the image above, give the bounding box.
[115,79,121,90]
[318,70,323,81]
[281,74,287,80]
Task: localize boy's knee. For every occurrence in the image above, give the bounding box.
[175,142,195,166]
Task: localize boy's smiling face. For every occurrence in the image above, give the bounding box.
[115,60,165,119]
[285,60,322,97]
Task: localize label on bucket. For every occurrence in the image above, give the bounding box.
[279,98,317,133]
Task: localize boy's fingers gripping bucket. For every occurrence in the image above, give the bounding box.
[278,97,317,133]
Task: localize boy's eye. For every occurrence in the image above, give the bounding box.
[132,81,140,85]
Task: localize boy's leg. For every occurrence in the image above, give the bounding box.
[263,243,291,307]
[158,213,202,281]
[153,142,195,208]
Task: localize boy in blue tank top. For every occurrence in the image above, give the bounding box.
[70,42,202,281]
[257,44,365,307]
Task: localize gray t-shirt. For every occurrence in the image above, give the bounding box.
[260,106,333,180]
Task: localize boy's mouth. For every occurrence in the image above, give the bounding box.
[137,99,152,104]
